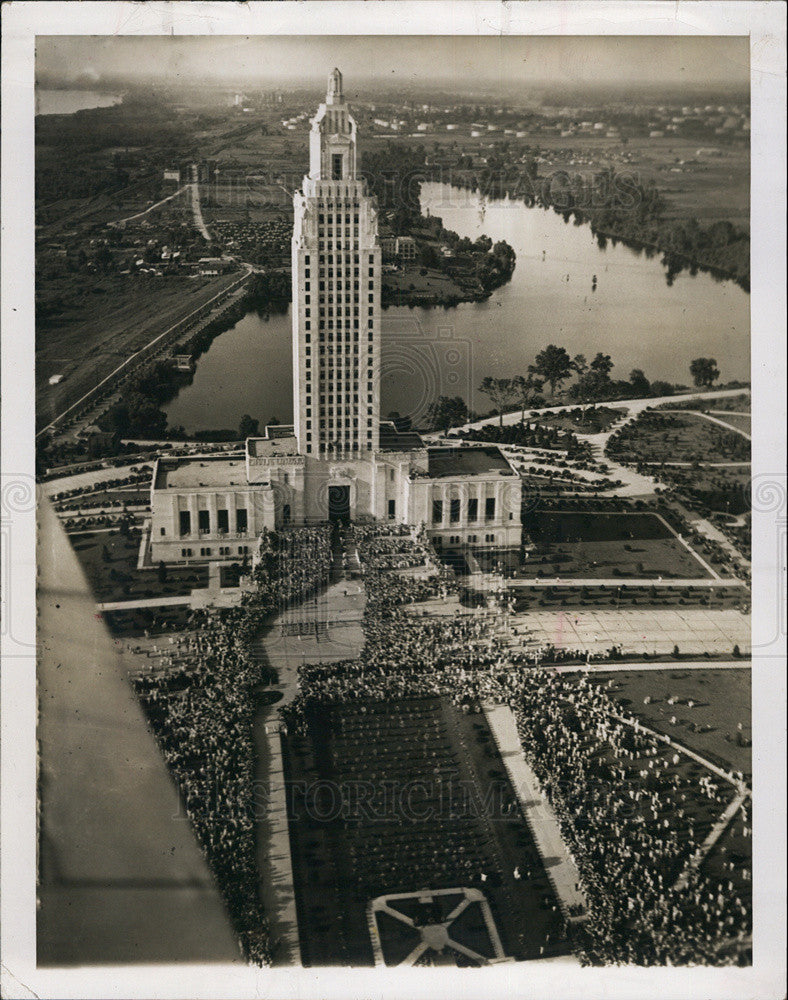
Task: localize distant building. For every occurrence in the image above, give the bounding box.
[380,236,398,260]
[171,354,195,372]
[163,168,181,184]
[396,236,417,261]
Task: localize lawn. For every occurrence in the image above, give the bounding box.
[520,510,713,580]
[55,488,150,511]
[531,406,626,434]
[594,667,751,778]
[608,410,751,465]
[710,412,750,435]
[69,529,208,602]
[282,696,569,966]
[509,584,746,612]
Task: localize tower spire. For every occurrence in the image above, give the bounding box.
[327,67,343,105]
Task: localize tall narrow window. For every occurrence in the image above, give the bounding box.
[468,497,479,522]
[485,497,496,521]
[179,510,191,536]
[236,508,248,534]
[432,500,443,524]
[332,154,343,180]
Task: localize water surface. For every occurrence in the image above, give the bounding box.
[165,181,749,432]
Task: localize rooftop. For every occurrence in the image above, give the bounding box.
[247,433,299,458]
[425,446,514,479]
[379,423,426,452]
[154,457,248,491]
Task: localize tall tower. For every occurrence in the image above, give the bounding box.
[292,69,381,459]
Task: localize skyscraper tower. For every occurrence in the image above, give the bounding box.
[292,68,381,460]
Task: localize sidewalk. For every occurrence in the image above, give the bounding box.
[484,703,588,923]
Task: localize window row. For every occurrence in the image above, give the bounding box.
[431,497,496,524]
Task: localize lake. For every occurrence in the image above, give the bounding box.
[164,181,750,433]
[35,89,123,116]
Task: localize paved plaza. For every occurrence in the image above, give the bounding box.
[505,607,749,656]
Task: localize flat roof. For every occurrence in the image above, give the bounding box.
[247,435,299,458]
[155,457,248,490]
[426,446,513,479]
[379,424,426,452]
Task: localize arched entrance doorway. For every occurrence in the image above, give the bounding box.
[328,484,350,525]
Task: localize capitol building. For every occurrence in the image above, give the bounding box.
[148,70,522,566]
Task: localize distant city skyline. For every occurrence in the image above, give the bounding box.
[36,35,750,94]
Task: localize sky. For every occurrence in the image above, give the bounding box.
[36,35,750,93]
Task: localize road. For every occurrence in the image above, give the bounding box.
[38,267,252,441]
[189,164,211,242]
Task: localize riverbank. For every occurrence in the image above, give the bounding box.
[428,169,749,291]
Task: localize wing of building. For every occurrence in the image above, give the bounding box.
[149,70,522,565]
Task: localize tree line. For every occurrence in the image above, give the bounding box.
[426,347,726,432]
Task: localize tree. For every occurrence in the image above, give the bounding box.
[590,352,614,380]
[629,368,651,397]
[512,370,544,422]
[477,377,519,426]
[689,357,720,388]
[157,560,168,584]
[238,414,260,438]
[533,344,573,396]
[426,395,469,433]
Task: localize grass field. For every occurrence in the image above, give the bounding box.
[610,411,751,466]
[519,510,713,580]
[509,584,746,612]
[283,696,569,966]
[531,406,626,434]
[710,413,750,435]
[36,271,241,430]
[595,667,751,778]
[382,264,468,303]
[70,529,208,602]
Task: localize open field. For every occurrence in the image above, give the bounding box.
[517,510,714,580]
[36,271,240,429]
[283,696,569,966]
[595,667,751,778]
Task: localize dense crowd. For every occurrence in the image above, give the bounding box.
[133,523,332,965]
[281,523,751,966]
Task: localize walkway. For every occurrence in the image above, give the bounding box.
[662,408,751,441]
[247,540,367,966]
[430,388,750,439]
[475,576,743,589]
[673,790,749,892]
[554,659,749,675]
[427,387,751,501]
[484,703,588,924]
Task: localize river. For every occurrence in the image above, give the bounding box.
[35,88,123,116]
[164,181,750,433]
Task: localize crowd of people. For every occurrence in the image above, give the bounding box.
[132,517,750,967]
[281,522,751,966]
[133,524,333,966]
